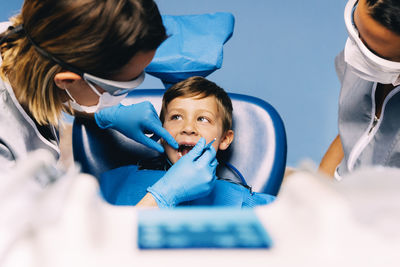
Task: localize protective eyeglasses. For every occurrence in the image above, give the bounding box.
[15,24,144,96]
[344,0,400,70]
[83,72,144,96]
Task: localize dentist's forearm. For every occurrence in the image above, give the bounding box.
[319,135,344,177]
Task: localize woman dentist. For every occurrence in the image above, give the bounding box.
[0,0,217,207]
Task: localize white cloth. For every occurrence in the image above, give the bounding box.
[2,165,400,267]
[0,22,59,172]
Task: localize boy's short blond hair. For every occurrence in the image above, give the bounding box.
[160,76,233,133]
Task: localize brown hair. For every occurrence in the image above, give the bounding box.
[160,76,233,133]
[0,0,165,125]
[366,0,400,35]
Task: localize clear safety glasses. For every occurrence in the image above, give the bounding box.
[20,24,144,96]
[344,0,400,71]
[83,71,145,96]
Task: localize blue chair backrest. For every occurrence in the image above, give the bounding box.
[73,89,287,196]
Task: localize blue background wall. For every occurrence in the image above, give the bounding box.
[1,0,348,167]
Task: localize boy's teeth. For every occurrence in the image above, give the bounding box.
[178,144,195,156]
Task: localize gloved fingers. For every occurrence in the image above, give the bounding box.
[142,102,161,122]
[150,133,161,142]
[147,101,159,114]
[150,108,163,124]
[195,144,217,165]
[186,138,206,159]
[142,106,163,125]
[135,134,165,153]
[144,114,161,135]
[144,122,178,149]
[137,100,156,110]
[210,158,218,181]
[210,157,219,168]
[94,104,120,129]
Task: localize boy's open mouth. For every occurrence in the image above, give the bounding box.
[178,144,195,157]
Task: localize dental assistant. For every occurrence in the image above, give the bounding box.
[0,0,217,207]
[319,0,400,179]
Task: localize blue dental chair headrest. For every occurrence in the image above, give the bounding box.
[72,90,287,196]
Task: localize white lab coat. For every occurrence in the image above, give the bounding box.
[0,22,60,172]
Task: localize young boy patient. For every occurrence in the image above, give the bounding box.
[100,76,275,207]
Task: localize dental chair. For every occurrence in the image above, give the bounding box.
[72,89,287,196]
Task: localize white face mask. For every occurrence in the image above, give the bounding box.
[344,38,400,86]
[64,82,128,113]
[343,0,400,86]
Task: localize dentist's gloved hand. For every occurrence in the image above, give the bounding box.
[94,102,178,153]
[147,138,218,208]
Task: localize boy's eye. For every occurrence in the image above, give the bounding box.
[197,116,210,123]
[170,114,182,120]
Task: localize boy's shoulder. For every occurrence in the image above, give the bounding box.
[100,162,168,205]
[181,179,275,207]
[215,180,276,207]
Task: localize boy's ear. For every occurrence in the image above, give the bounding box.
[218,130,234,151]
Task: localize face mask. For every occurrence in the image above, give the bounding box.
[64,82,128,113]
[344,38,400,86]
[344,0,400,86]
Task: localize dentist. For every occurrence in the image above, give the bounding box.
[0,0,217,206]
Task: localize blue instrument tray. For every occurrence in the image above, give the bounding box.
[137,208,272,249]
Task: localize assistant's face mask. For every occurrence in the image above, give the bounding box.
[343,0,400,86]
[64,81,128,113]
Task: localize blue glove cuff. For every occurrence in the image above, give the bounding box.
[94,105,120,129]
[94,112,107,129]
[147,187,175,208]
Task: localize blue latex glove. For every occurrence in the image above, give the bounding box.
[147,138,218,208]
[94,102,178,153]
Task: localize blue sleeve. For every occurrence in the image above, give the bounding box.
[181,179,276,208]
[243,192,276,208]
[99,165,140,204]
[100,166,166,206]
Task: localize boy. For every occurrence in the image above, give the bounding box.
[100,76,275,207]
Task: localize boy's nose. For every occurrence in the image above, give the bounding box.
[181,120,198,135]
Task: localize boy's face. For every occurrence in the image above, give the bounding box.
[162,95,234,164]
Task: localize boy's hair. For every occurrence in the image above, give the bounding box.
[0,0,165,125]
[160,76,233,133]
[366,0,400,35]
